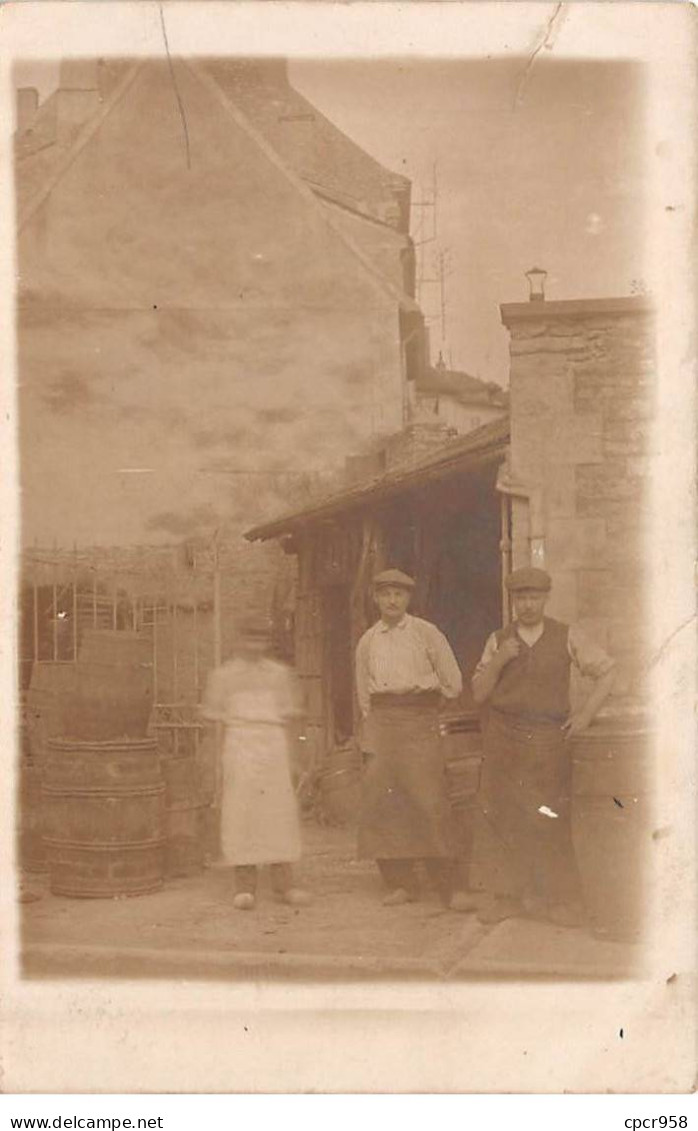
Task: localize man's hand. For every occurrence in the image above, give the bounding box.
[562,712,592,739]
[496,637,521,667]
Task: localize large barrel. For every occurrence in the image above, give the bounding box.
[440,712,483,888]
[71,630,154,740]
[571,699,653,942]
[162,756,205,877]
[319,741,362,825]
[25,662,80,762]
[17,760,47,873]
[43,737,165,898]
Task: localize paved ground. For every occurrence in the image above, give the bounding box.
[19,822,641,982]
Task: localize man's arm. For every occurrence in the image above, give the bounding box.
[471,633,520,705]
[426,623,463,699]
[563,624,619,737]
[563,627,617,737]
[355,631,372,718]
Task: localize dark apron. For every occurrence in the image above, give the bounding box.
[357,693,453,860]
[475,709,582,903]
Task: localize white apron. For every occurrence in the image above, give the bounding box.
[203,660,303,866]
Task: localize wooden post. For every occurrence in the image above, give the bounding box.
[193,595,200,701]
[212,538,223,810]
[32,567,39,665]
[500,493,512,626]
[72,550,78,662]
[152,602,159,706]
[212,544,222,669]
[51,544,58,662]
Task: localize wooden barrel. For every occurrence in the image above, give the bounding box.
[441,713,483,809]
[70,630,154,740]
[571,700,653,942]
[162,756,205,878]
[320,742,362,826]
[43,737,165,898]
[26,662,80,762]
[17,760,47,873]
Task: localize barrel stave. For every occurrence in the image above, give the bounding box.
[44,737,165,898]
[571,708,652,941]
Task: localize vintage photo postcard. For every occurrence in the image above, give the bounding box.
[0,0,695,1094]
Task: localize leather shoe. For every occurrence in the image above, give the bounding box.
[281,888,312,907]
[449,891,481,914]
[382,887,416,906]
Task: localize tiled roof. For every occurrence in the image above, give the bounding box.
[417,365,508,407]
[204,60,411,232]
[245,415,510,541]
[16,58,412,239]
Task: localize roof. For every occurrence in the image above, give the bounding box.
[417,365,508,407]
[15,58,418,313]
[16,58,410,234]
[500,296,654,325]
[245,415,510,541]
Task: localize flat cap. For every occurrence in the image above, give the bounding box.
[506,567,552,592]
[373,568,416,591]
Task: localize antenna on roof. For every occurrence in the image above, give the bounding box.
[413,161,438,304]
[412,165,454,366]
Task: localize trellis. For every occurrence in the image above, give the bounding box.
[19,543,220,758]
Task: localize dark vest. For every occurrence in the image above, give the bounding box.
[490,617,571,723]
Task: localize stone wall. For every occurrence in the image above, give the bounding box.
[501,296,655,691]
[18,61,408,550]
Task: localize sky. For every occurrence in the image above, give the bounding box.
[289,58,646,385]
[15,56,645,387]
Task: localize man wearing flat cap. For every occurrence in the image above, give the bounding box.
[472,566,616,927]
[355,568,470,910]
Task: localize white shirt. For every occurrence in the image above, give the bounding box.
[355,614,463,718]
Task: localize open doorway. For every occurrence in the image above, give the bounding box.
[323,584,354,743]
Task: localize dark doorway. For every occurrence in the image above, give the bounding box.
[323,585,354,743]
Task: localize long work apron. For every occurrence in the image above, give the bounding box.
[475,709,581,903]
[358,693,453,860]
[220,690,302,867]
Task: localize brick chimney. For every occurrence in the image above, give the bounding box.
[55,59,104,143]
[385,422,458,472]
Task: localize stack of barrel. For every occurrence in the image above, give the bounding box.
[319,739,363,825]
[18,695,47,874]
[440,711,483,890]
[27,630,165,898]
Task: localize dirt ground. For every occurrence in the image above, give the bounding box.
[19,821,641,982]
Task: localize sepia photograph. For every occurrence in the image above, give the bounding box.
[1,0,695,1096]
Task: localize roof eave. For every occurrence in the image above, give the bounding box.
[245,418,510,543]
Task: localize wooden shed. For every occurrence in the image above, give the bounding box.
[245,417,511,781]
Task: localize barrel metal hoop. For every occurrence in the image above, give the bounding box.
[47,739,158,752]
[44,836,167,851]
[43,784,165,799]
[51,882,163,898]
